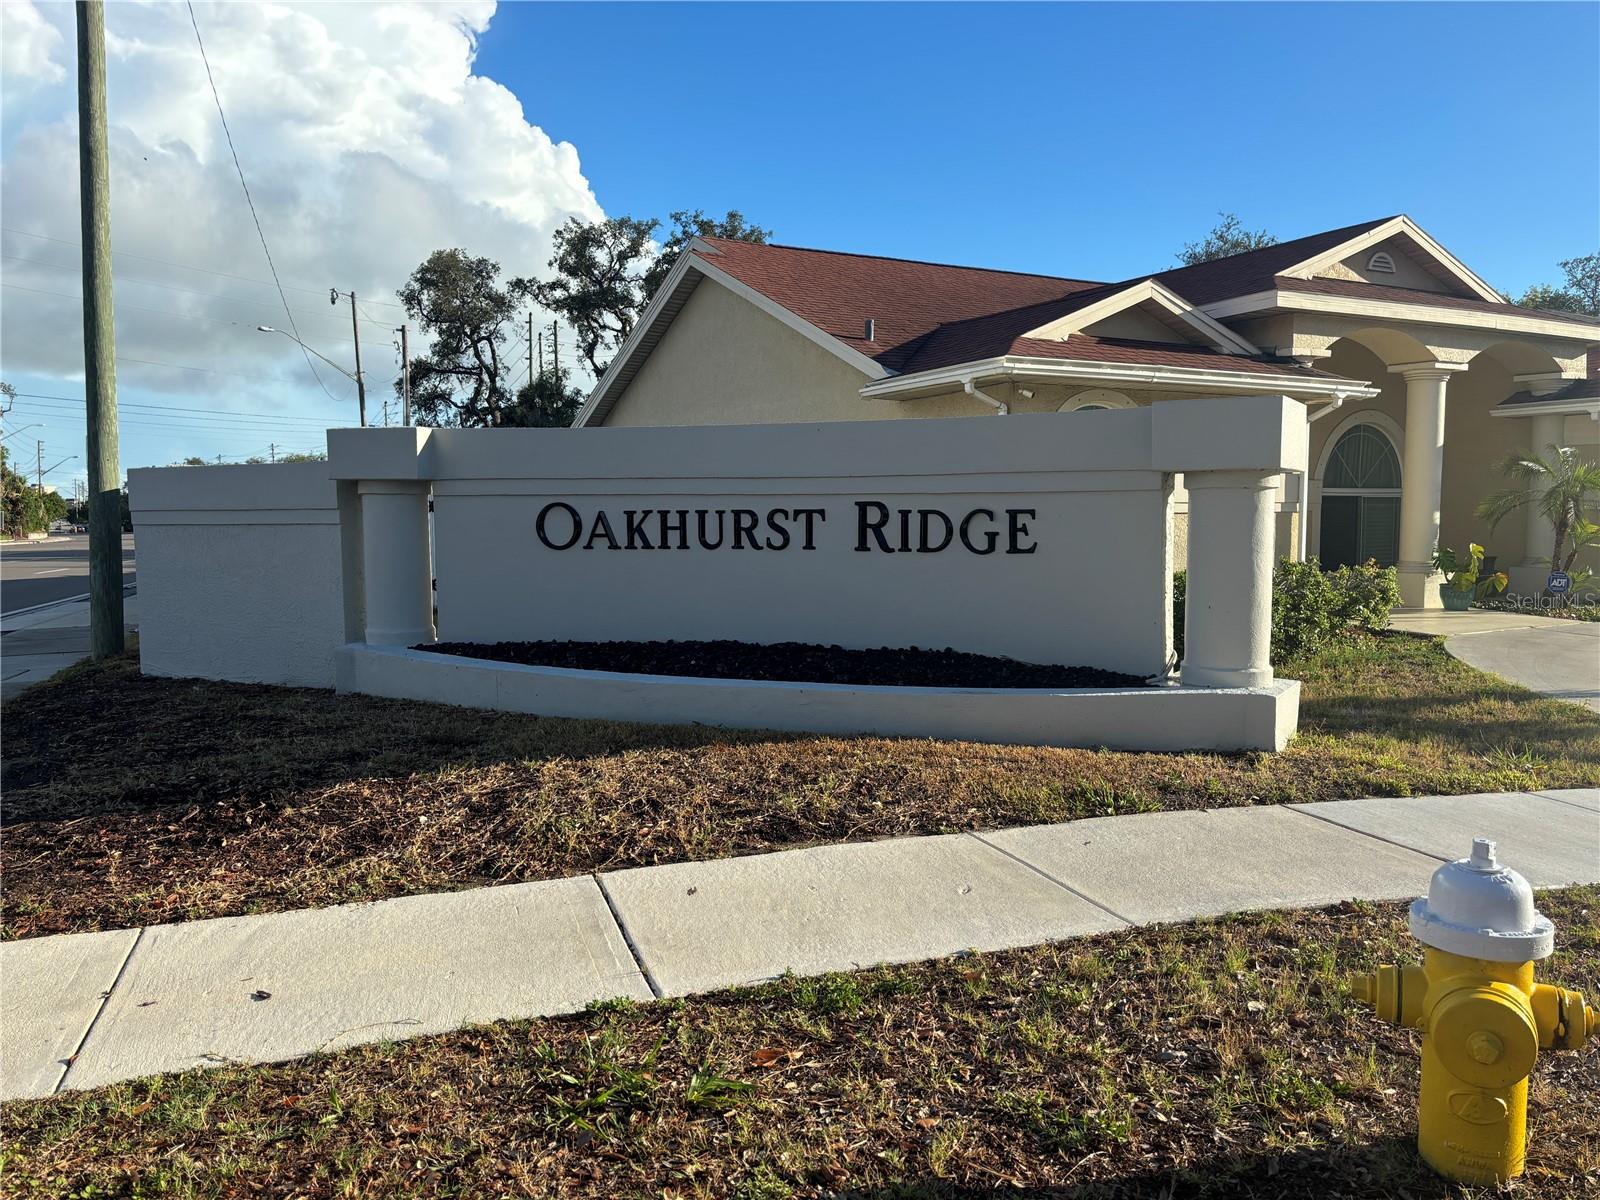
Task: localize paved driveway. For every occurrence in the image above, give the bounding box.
[1390,610,1600,712]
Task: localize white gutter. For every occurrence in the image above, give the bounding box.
[860,355,1380,402]
[1488,398,1600,420]
[963,377,1008,415]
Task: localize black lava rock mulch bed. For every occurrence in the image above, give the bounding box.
[421,639,1149,690]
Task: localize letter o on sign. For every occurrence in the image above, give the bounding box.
[536,502,582,550]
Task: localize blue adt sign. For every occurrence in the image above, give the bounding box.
[1548,571,1572,595]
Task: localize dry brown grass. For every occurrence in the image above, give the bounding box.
[3,631,1597,939]
[5,891,1597,1198]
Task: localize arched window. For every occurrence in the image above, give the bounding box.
[1319,423,1402,568]
[1058,389,1134,413]
[1324,424,1401,490]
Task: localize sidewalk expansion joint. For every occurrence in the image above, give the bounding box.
[1534,790,1599,813]
[965,832,1135,927]
[57,925,146,1095]
[594,874,663,1000]
[1279,803,1451,863]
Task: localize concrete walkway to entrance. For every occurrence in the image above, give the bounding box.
[4,788,1595,1102]
[1388,608,1600,712]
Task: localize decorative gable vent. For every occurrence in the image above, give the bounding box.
[1367,251,1397,274]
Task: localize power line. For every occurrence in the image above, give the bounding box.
[8,404,334,434]
[4,406,340,439]
[2,281,362,358]
[186,2,343,406]
[1,226,410,311]
[1,252,400,332]
[8,391,335,424]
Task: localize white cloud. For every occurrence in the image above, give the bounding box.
[1,0,66,100]
[0,1,602,435]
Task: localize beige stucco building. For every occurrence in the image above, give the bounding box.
[576,216,1600,607]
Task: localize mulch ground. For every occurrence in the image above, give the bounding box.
[424,639,1149,689]
[4,892,1598,1198]
[3,630,1598,939]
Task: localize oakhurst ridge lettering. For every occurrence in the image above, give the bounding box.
[535,501,1037,555]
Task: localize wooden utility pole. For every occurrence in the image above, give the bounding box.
[347,291,367,426]
[36,439,44,493]
[550,320,559,382]
[398,324,411,424]
[77,0,124,657]
[527,311,534,385]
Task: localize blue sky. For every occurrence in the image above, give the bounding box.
[1,1,1595,486]
[479,1,1598,288]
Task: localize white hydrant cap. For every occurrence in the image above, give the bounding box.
[1408,838,1554,962]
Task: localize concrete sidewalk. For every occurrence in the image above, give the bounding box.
[3,788,1596,1102]
[1388,608,1600,712]
[1,592,138,700]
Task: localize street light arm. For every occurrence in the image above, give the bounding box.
[256,326,360,383]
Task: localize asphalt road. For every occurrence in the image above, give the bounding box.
[0,533,137,614]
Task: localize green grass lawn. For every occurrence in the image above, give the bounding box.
[5,891,1598,1198]
[3,630,1597,940]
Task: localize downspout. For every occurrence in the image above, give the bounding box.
[1299,394,1350,561]
[963,377,1008,415]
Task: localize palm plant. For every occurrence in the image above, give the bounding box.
[1477,444,1600,589]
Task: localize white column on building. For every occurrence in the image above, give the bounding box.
[1181,469,1279,689]
[1521,411,1566,566]
[1390,362,1467,609]
[357,479,434,645]
[1512,375,1574,569]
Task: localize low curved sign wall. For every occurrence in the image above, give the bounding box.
[408,413,1175,679]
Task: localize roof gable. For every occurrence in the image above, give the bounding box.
[1152,217,1396,305]
[1273,216,1503,302]
[1019,279,1258,354]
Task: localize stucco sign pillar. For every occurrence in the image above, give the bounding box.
[1391,362,1466,609]
[1152,393,1308,691]
[1181,471,1278,688]
[326,427,437,647]
[357,480,434,646]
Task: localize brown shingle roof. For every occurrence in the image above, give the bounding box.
[1152,217,1395,305]
[1497,378,1600,408]
[693,238,1104,371]
[675,221,1597,390]
[893,314,1345,381]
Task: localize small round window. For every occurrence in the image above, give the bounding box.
[1058,389,1133,413]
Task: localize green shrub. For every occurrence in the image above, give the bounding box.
[1325,560,1401,631]
[1171,559,1400,668]
[1271,559,1341,662]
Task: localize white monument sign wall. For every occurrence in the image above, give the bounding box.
[421,414,1171,676]
[130,395,1307,752]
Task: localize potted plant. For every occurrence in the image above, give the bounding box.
[1432,544,1508,611]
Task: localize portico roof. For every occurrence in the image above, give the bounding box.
[1493,376,1600,417]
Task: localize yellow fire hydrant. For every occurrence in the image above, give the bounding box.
[1353,837,1596,1186]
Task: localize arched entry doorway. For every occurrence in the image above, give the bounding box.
[1318,420,1402,568]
